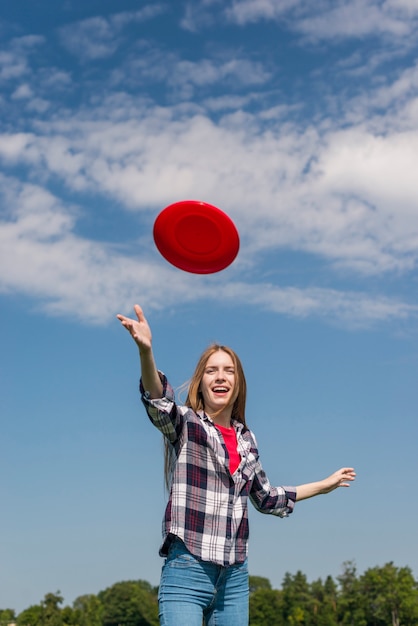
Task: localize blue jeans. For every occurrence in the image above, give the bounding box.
[158,538,249,625]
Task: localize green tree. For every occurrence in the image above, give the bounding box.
[310,577,338,626]
[41,592,63,626]
[249,587,284,626]
[0,610,16,625]
[16,605,43,626]
[98,580,158,626]
[61,606,78,626]
[337,561,366,626]
[249,575,272,594]
[359,562,418,626]
[281,570,313,624]
[72,594,103,626]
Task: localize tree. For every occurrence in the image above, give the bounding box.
[281,570,313,624]
[310,577,338,626]
[98,580,158,626]
[249,575,272,594]
[16,605,43,626]
[72,594,103,626]
[249,588,284,625]
[359,562,418,626]
[0,610,16,626]
[41,592,63,626]
[337,561,366,626]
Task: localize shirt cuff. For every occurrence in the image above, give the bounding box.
[139,371,175,403]
[284,487,297,514]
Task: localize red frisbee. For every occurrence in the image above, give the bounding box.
[153,200,240,274]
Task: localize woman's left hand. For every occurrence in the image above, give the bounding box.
[296,467,356,501]
[319,467,356,493]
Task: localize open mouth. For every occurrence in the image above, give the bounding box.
[212,386,229,394]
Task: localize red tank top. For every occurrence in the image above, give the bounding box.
[216,424,241,475]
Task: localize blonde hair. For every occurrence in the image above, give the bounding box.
[164,344,247,488]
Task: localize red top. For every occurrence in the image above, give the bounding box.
[216,424,241,475]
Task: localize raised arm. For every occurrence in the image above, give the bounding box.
[296,467,356,501]
[116,304,163,399]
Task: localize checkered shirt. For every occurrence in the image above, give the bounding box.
[141,373,296,567]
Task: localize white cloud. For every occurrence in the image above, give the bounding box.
[171,58,271,89]
[217,281,417,328]
[59,16,120,60]
[0,50,28,80]
[108,43,271,99]
[225,0,299,25]
[1,174,414,327]
[0,36,45,83]
[11,84,33,100]
[0,132,35,161]
[59,5,167,61]
[223,0,417,42]
[384,0,418,16]
[2,5,418,327]
[10,35,45,50]
[1,70,418,280]
[296,0,409,40]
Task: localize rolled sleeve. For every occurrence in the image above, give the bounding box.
[247,435,296,518]
[250,481,296,518]
[140,372,180,443]
[282,487,296,516]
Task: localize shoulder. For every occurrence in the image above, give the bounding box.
[235,422,259,449]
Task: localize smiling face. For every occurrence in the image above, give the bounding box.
[199,350,238,424]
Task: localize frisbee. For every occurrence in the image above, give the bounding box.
[153,200,240,274]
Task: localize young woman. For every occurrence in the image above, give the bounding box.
[117,304,356,626]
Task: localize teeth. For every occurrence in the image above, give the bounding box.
[213,387,228,392]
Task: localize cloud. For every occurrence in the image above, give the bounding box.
[180,0,223,32]
[225,0,299,25]
[11,84,33,100]
[0,50,28,80]
[59,5,167,61]
[0,36,45,82]
[1,173,414,327]
[1,62,418,281]
[59,16,120,60]
[108,42,271,100]
[2,2,418,327]
[294,0,410,40]
[216,282,417,328]
[223,0,417,42]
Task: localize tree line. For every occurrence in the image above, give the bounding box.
[1,561,418,626]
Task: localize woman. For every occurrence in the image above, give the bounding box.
[117,304,356,626]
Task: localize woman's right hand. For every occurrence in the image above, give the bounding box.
[116,304,152,353]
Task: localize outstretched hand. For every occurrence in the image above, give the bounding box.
[319,467,356,494]
[296,467,356,501]
[116,304,152,352]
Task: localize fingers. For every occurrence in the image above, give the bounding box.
[134,304,145,322]
[116,313,137,339]
[116,313,133,328]
[117,305,145,330]
[338,467,356,488]
[341,468,356,479]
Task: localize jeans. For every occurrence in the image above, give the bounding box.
[158,538,249,625]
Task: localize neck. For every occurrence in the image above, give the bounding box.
[208,410,233,428]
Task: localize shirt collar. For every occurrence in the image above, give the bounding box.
[198,410,245,433]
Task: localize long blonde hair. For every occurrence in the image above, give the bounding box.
[164,344,247,488]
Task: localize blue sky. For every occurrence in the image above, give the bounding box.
[1,0,418,613]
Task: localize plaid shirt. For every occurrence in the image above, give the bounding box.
[141,373,296,567]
